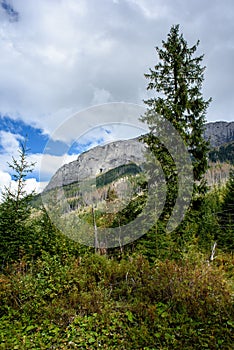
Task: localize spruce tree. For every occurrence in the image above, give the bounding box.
[0,140,35,265]
[141,24,211,191]
[137,25,212,256]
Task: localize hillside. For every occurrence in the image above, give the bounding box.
[209,140,234,164]
[39,121,234,230]
[45,138,146,192]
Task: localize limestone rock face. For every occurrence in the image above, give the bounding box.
[44,121,234,192]
[45,138,147,191]
[204,121,234,147]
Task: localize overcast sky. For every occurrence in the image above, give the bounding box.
[0,0,234,193]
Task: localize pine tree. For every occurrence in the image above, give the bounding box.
[136,25,212,257]
[141,24,211,190]
[0,140,35,265]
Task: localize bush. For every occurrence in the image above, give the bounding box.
[0,253,233,349]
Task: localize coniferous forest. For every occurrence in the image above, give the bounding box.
[0,26,233,349]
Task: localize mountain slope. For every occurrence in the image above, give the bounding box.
[209,140,234,164]
[44,121,234,193]
[45,138,146,192]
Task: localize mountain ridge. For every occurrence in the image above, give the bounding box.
[44,121,234,191]
[45,138,146,192]
[204,121,234,147]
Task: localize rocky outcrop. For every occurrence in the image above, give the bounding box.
[44,121,234,192]
[204,121,234,147]
[45,138,147,191]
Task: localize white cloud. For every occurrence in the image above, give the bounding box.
[0,0,232,145]
[0,169,46,200]
[44,103,147,144]
[91,88,113,105]
[0,130,23,156]
[128,0,171,19]
[0,170,11,193]
[37,153,78,181]
[0,131,48,194]
[0,0,232,201]
[24,177,47,194]
[0,131,24,180]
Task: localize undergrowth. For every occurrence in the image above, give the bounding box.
[0,252,233,349]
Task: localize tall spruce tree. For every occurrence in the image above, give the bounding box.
[141,25,211,194]
[135,25,212,256]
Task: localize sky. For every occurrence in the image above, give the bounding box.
[0,0,233,195]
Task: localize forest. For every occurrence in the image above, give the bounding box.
[0,25,233,349]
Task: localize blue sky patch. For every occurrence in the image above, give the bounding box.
[0,115,49,154]
[68,138,105,155]
[0,116,111,157]
[1,0,19,22]
[44,139,69,156]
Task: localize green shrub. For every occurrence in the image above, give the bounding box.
[0,253,233,349]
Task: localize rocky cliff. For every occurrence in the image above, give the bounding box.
[45,121,234,192]
[45,138,146,191]
[204,121,234,147]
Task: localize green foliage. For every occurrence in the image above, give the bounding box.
[141,24,211,187]
[29,208,87,259]
[0,140,36,265]
[0,254,233,349]
[137,25,213,255]
[0,143,87,267]
[130,180,233,261]
[96,163,142,188]
[178,187,222,251]
[217,169,234,251]
[111,193,147,228]
[140,133,178,224]
[209,141,234,164]
[0,172,233,348]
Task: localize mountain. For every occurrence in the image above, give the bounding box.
[39,121,234,246]
[204,121,234,147]
[44,121,234,193]
[42,138,149,247]
[45,138,146,192]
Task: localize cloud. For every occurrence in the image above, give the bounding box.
[0,131,25,180]
[0,146,77,198]
[0,171,46,201]
[0,0,232,138]
[1,0,19,22]
[0,130,23,156]
[0,170,11,194]
[91,88,113,105]
[35,153,77,182]
[0,130,48,194]
[0,0,233,192]
[129,0,172,19]
[23,177,47,194]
